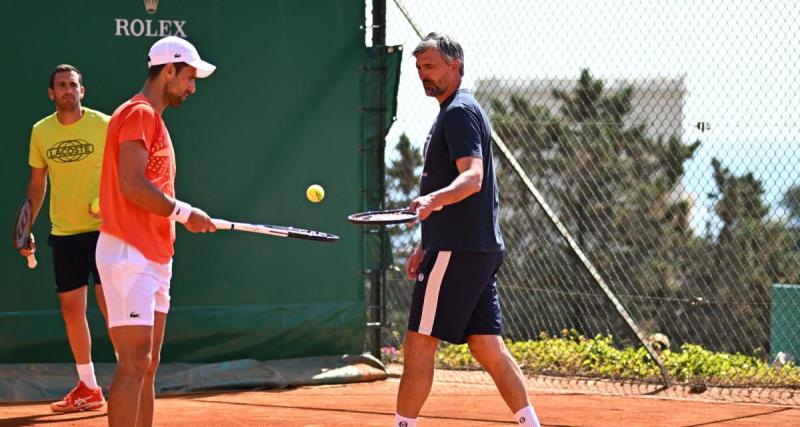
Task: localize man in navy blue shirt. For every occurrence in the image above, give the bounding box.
[393,33,541,427]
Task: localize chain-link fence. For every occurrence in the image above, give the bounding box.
[371,0,800,397]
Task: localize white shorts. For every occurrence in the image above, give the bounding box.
[96,232,172,328]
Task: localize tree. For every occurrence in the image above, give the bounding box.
[383,133,424,349]
[487,69,702,343]
[487,69,800,354]
[385,133,423,265]
[683,160,800,352]
[780,184,800,251]
[781,184,800,230]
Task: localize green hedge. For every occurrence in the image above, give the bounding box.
[385,329,800,387]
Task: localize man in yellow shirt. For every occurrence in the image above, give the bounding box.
[21,64,110,412]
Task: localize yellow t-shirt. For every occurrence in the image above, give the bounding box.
[29,108,110,236]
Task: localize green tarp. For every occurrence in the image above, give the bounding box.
[0,1,389,363]
[0,355,386,403]
[362,45,403,271]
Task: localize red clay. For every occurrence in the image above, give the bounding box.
[1,377,799,426]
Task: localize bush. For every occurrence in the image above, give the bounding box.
[427,330,800,387]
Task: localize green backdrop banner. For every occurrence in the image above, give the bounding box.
[0,0,374,363]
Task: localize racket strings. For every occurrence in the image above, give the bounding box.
[364,213,415,221]
[14,203,32,248]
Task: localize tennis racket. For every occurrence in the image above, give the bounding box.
[347,208,419,225]
[211,218,339,242]
[12,198,37,269]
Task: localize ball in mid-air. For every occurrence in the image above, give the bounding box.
[306,184,325,203]
[90,197,101,214]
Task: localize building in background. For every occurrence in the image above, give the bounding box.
[475,76,685,140]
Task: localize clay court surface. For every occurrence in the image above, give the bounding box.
[2,374,799,427]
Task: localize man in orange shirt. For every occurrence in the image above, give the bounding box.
[96,36,216,427]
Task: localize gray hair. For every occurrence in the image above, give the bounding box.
[412,32,464,76]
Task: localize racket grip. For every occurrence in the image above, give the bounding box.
[26,254,37,269]
[210,218,233,230]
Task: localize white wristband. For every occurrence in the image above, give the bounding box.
[168,199,192,224]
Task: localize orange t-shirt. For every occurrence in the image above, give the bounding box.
[99,94,177,264]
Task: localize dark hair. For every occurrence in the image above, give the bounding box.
[49,64,82,89]
[412,32,465,76]
[147,61,189,80]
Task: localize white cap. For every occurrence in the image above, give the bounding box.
[147,36,216,78]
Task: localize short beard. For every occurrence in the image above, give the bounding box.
[167,92,185,108]
[424,85,446,97]
[422,78,447,97]
[55,98,79,111]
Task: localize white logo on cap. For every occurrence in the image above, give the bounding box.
[145,36,216,78]
[417,273,424,282]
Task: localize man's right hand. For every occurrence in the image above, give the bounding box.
[183,208,217,233]
[406,246,425,280]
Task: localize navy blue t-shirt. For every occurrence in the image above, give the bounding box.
[419,89,504,253]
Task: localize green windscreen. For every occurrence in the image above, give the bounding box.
[0,0,374,363]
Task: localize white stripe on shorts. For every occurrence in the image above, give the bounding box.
[418,251,451,335]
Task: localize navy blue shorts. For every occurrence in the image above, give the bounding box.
[47,231,101,293]
[407,250,504,344]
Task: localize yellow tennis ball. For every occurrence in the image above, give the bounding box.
[306,184,325,203]
[90,197,101,214]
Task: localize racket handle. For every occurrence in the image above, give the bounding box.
[26,254,37,269]
[210,218,233,230]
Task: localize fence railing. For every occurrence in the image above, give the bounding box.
[374,0,800,398]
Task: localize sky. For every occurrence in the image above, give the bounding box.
[369,0,800,232]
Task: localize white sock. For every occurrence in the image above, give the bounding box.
[394,413,418,427]
[76,363,99,390]
[514,405,540,427]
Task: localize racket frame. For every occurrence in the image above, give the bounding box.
[12,198,37,269]
[211,218,339,242]
[347,208,419,225]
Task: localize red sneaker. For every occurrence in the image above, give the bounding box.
[50,381,105,412]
